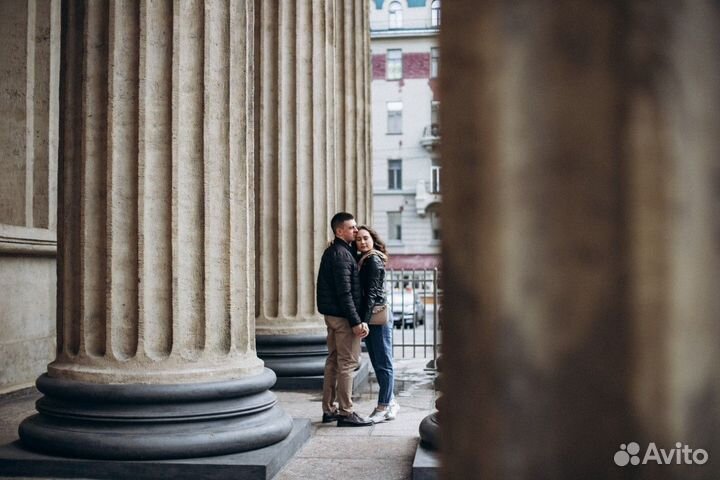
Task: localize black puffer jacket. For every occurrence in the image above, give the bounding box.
[358,253,387,324]
[316,239,363,326]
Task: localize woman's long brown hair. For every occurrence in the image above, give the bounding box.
[356,225,389,259]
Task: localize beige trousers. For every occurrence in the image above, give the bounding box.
[322,315,361,415]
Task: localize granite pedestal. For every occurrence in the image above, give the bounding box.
[412,442,440,480]
[413,411,440,479]
[0,418,311,480]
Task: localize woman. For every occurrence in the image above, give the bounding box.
[355,225,399,422]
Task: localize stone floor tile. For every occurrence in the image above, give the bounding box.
[293,436,416,459]
[274,458,412,480]
[313,425,375,437]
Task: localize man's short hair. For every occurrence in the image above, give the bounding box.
[331,212,354,234]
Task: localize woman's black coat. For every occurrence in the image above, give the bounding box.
[358,253,387,324]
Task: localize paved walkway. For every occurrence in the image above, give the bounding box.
[0,356,437,480]
[274,357,437,480]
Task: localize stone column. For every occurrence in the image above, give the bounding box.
[419,354,441,450]
[334,0,372,219]
[622,4,720,478]
[19,0,292,460]
[255,0,371,384]
[441,1,720,479]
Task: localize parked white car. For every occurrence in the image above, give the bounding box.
[387,287,425,328]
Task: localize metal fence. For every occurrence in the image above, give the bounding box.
[385,268,442,361]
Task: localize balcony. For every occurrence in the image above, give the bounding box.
[369,18,440,38]
[420,124,440,151]
[415,179,441,217]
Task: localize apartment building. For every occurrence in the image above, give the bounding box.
[370,0,441,270]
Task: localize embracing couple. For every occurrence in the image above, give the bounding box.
[316,212,399,427]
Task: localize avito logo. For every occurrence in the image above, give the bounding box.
[614,442,709,466]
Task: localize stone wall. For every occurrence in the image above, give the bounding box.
[0,0,60,393]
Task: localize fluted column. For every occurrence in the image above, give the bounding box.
[19,0,292,460]
[255,0,371,383]
[441,1,720,479]
[333,0,372,218]
[330,0,371,225]
[361,1,372,222]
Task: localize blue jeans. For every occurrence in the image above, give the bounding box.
[365,321,395,406]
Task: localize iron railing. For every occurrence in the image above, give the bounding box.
[385,268,442,361]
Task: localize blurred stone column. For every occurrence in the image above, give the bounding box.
[622,4,720,479]
[440,1,720,479]
[419,354,442,450]
[18,0,292,459]
[255,0,371,386]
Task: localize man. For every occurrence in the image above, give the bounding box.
[316,212,373,427]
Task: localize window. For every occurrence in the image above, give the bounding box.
[430,165,441,193]
[388,212,402,241]
[386,49,402,80]
[429,207,441,241]
[389,1,403,29]
[388,159,402,190]
[387,101,402,134]
[431,0,441,27]
[431,100,440,126]
[431,47,439,78]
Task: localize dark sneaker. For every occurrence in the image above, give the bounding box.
[322,411,342,423]
[337,412,373,427]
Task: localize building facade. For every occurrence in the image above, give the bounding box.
[369,0,441,270]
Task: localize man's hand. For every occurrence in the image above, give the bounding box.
[352,322,369,339]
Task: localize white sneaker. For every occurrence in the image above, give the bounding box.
[369,402,400,423]
[386,401,400,420]
[369,407,390,423]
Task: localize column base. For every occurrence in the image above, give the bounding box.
[257,334,371,391]
[256,334,328,381]
[273,356,370,392]
[18,368,293,460]
[419,411,440,450]
[0,418,310,480]
[413,439,440,480]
